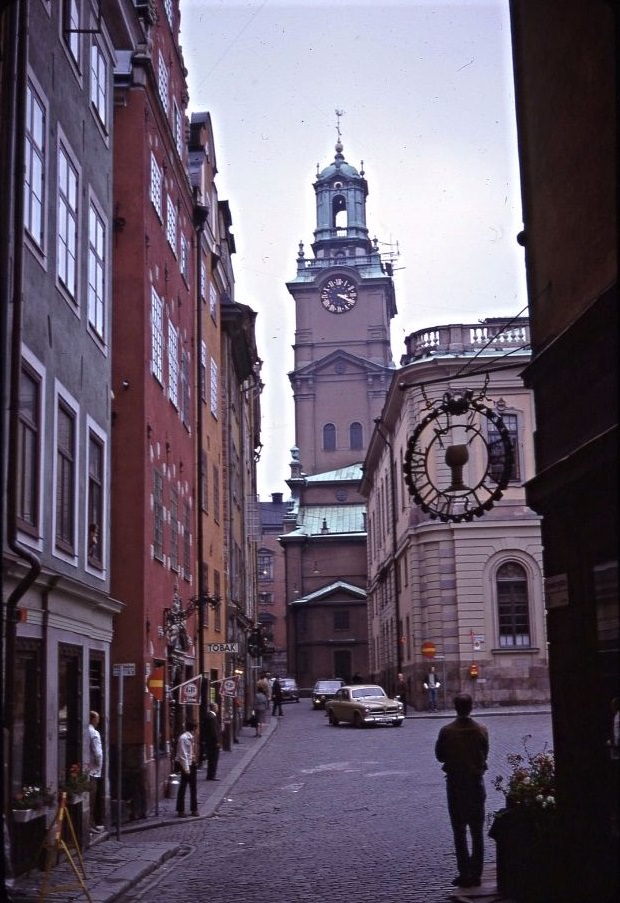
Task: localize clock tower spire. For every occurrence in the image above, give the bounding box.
[286,127,398,476]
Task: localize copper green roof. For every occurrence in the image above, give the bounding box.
[304,464,364,484]
[287,504,366,537]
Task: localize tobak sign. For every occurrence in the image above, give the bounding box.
[421,641,437,659]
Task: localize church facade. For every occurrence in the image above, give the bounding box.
[280,130,396,686]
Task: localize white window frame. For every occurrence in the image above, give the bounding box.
[87,197,107,341]
[85,414,108,578]
[24,77,47,251]
[168,321,178,407]
[52,381,79,566]
[163,0,174,28]
[158,49,169,115]
[62,0,81,69]
[166,195,177,255]
[150,153,163,220]
[17,345,46,551]
[209,282,217,320]
[90,40,108,129]
[200,341,207,402]
[180,232,189,281]
[210,357,218,417]
[173,98,183,157]
[57,140,79,301]
[151,288,164,384]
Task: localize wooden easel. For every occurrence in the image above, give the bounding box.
[35,791,93,902]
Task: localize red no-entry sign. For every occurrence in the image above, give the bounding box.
[421,641,436,658]
[148,666,165,702]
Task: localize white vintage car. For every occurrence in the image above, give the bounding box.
[325,685,404,728]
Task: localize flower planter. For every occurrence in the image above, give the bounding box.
[12,808,45,823]
[489,807,563,903]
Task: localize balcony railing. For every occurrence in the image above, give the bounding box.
[401,317,530,363]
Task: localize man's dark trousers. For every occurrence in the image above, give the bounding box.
[446,772,485,881]
[206,745,220,780]
[176,764,198,813]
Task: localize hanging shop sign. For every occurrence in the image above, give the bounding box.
[403,386,513,523]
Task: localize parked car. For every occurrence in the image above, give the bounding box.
[325,684,404,728]
[274,677,299,703]
[311,679,345,709]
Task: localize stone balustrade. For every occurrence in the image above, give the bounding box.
[401,317,530,363]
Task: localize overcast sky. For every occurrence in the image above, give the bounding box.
[180,0,527,499]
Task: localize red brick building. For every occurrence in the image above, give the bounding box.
[110,1,198,814]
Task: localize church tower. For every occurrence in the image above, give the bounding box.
[286,120,397,476]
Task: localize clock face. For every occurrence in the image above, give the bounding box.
[403,392,513,523]
[320,276,358,314]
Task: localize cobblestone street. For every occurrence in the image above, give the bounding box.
[120,704,552,903]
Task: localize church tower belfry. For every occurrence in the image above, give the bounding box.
[286,118,398,476]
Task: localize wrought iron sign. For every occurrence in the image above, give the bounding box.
[161,590,221,655]
[403,386,513,523]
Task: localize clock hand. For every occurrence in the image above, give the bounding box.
[336,293,352,301]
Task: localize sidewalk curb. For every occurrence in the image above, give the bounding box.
[120,717,279,834]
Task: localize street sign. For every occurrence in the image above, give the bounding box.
[147,666,165,702]
[179,679,200,705]
[421,642,436,659]
[221,677,237,697]
[113,663,136,677]
[206,642,238,653]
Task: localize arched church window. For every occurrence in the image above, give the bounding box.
[323,423,336,452]
[350,421,363,450]
[496,561,531,647]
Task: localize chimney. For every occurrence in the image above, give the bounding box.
[271,493,283,505]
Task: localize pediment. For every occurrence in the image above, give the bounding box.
[290,580,367,607]
[289,349,389,381]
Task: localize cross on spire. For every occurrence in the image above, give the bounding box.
[335,108,344,141]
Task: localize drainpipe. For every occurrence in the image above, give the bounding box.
[2,0,42,811]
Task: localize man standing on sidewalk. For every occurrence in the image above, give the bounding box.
[87,710,105,832]
[175,720,198,817]
[435,693,489,889]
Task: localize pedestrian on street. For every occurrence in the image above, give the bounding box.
[424,665,441,712]
[254,685,268,737]
[396,672,408,716]
[87,710,105,833]
[175,720,198,817]
[435,693,489,889]
[204,703,222,781]
[271,676,284,717]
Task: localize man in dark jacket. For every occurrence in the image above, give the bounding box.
[271,677,284,717]
[435,693,489,889]
[203,703,222,781]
